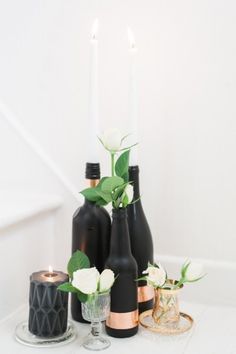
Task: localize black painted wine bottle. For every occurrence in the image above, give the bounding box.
[105,208,138,338]
[127,165,154,313]
[71,163,111,323]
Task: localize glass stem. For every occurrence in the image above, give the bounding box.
[91,322,101,337]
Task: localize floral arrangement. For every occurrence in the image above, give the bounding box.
[140,260,205,289]
[81,129,137,209]
[58,250,115,302]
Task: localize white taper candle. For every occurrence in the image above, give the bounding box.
[88,19,99,163]
[128,27,138,166]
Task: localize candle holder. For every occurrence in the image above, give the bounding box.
[152,280,182,328]
[15,320,76,348]
[139,280,193,335]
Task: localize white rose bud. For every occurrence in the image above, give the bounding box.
[100,129,123,152]
[99,269,115,292]
[125,184,134,203]
[143,264,166,288]
[183,262,205,282]
[72,267,100,294]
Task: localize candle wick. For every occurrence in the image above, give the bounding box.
[44,271,58,278]
[130,44,137,51]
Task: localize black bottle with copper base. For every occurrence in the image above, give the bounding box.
[127,165,154,313]
[71,163,111,322]
[105,208,138,338]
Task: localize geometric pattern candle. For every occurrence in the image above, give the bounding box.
[28,269,69,338]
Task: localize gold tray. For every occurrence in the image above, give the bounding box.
[139,310,193,335]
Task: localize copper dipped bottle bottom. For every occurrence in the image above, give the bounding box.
[138,285,154,314]
[106,310,139,338]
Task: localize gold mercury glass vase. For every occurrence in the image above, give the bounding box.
[152,280,183,328]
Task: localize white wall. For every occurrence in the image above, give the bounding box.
[0,212,56,320]
[0,0,236,266]
[0,112,79,271]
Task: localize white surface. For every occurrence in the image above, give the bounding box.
[0,0,236,263]
[0,192,62,230]
[0,302,236,354]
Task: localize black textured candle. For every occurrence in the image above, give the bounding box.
[28,270,69,338]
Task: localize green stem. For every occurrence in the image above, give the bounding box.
[111,153,115,177]
[173,278,185,290]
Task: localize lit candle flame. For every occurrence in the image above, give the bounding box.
[91,19,99,40]
[127,27,136,50]
[48,265,53,273]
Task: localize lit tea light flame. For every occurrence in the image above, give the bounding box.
[44,265,57,279]
[127,27,136,50]
[91,18,99,40]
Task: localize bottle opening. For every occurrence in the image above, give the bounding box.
[112,208,128,218]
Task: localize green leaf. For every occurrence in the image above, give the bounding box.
[113,183,129,200]
[112,197,122,209]
[81,180,111,205]
[94,178,112,203]
[136,276,148,282]
[121,133,131,144]
[123,173,128,183]
[67,250,90,278]
[96,177,109,190]
[96,189,113,203]
[57,282,78,293]
[77,291,88,303]
[186,274,207,283]
[181,260,191,278]
[101,176,124,193]
[80,177,111,206]
[95,198,109,206]
[80,188,101,202]
[129,196,141,205]
[115,150,130,182]
[119,142,138,152]
[112,183,129,209]
[122,193,129,208]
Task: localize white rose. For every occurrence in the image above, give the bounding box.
[184,262,205,282]
[99,269,115,292]
[143,264,166,288]
[100,129,123,151]
[72,267,100,294]
[125,184,134,203]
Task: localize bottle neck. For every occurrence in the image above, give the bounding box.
[110,208,132,255]
[129,165,140,201]
[84,162,100,205]
[87,179,99,188]
[83,179,100,206]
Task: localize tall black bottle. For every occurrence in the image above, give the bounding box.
[71,163,111,322]
[127,165,154,313]
[105,208,138,338]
